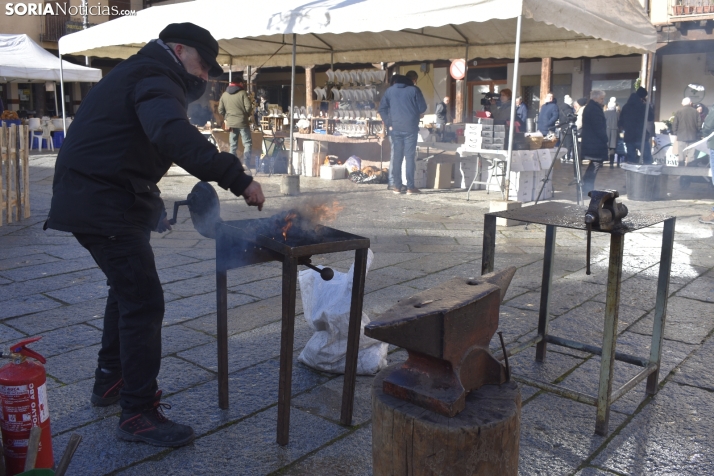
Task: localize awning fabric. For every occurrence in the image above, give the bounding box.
[0,34,102,82]
[58,0,656,67]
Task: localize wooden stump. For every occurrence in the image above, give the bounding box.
[372,364,521,476]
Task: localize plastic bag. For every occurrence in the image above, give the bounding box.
[298,249,388,375]
[344,155,362,173]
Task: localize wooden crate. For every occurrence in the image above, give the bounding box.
[1,123,31,226]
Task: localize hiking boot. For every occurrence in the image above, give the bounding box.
[91,371,124,407]
[406,188,421,195]
[117,392,195,447]
[699,211,714,225]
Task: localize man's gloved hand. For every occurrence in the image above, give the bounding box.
[242,181,265,211]
[155,209,172,233]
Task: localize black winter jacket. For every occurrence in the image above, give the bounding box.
[537,99,559,135]
[47,41,252,236]
[378,82,427,133]
[581,100,609,161]
[618,93,653,143]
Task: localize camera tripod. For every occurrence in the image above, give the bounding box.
[534,122,584,205]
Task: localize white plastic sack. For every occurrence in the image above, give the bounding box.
[298,249,388,375]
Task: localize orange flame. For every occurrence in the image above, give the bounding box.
[282,212,297,241]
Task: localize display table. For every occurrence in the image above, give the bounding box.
[481,202,675,436]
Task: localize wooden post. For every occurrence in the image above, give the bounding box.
[9,124,17,222]
[539,58,553,105]
[19,125,30,219]
[455,79,465,123]
[372,365,521,475]
[305,65,315,104]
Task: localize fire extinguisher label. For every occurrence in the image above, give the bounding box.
[0,384,29,397]
[37,383,49,423]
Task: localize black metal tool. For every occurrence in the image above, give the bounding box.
[584,190,629,274]
[169,181,223,238]
[300,258,334,281]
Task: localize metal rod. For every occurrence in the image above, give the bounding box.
[536,224,556,362]
[504,13,523,199]
[513,375,598,406]
[341,247,369,426]
[54,433,82,476]
[494,334,543,361]
[289,34,296,175]
[216,269,229,409]
[481,214,497,275]
[611,363,658,403]
[647,217,676,394]
[595,232,625,436]
[498,332,510,381]
[60,54,67,135]
[544,335,650,367]
[277,256,298,445]
[586,224,592,275]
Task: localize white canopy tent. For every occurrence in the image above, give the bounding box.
[0,34,102,82]
[58,0,656,192]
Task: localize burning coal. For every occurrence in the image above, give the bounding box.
[257,198,344,243]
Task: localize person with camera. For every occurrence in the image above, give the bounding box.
[492,88,513,123]
[581,90,609,194]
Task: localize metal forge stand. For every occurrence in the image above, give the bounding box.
[215,220,370,446]
[481,202,675,435]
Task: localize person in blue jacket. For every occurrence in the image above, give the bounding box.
[537,93,559,136]
[379,71,427,194]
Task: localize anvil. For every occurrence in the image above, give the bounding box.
[364,267,516,417]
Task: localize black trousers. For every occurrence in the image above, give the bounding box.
[582,160,604,196]
[74,231,163,412]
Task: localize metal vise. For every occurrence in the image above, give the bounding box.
[585,190,628,232]
[364,267,516,417]
[584,190,628,275]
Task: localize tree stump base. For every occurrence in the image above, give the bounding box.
[372,363,521,476]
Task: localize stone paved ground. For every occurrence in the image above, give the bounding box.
[1,151,713,475]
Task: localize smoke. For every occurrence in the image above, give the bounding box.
[258,197,344,243]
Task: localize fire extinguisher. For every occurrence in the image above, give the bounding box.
[0,337,54,475]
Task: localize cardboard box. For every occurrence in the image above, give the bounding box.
[320,165,347,180]
[489,200,522,227]
[401,160,428,189]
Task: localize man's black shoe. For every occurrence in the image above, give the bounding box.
[116,392,195,447]
[91,371,124,407]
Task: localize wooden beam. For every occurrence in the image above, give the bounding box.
[539,58,552,105]
[583,58,592,99]
[305,65,315,105]
[455,79,465,123]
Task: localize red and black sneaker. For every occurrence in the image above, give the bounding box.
[91,372,124,407]
[116,392,195,447]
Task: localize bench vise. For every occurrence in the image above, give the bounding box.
[584,190,628,274]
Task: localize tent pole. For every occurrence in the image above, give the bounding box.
[504,14,523,200]
[639,52,655,164]
[289,33,296,175]
[228,67,232,83]
[53,82,59,119]
[60,54,67,136]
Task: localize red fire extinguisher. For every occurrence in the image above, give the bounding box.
[0,337,54,475]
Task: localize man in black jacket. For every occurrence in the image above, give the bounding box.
[618,87,654,164]
[46,23,264,447]
[537,93,559,136]
[581,90,609,194]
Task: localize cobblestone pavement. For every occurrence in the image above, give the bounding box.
[1,152,713,475]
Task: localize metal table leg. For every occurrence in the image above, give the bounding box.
[646,217,676,395]
[482,214,497,275]
[595,232,625,436]
[341,248,369,426]
[277,256,298,446]
[216,270,229,410]
[536,225,557,362]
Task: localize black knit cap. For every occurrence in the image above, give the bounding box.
[159,23,223,77]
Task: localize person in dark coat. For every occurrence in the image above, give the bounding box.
[537,93,559,136]
[45,23,264,448]
[379,71,427,194]
[492,88,512,123]
[581,90,609,195]
[435,96,450,125]
[604,97,620,168]
[672,97,702,166]
[618,87,653,164]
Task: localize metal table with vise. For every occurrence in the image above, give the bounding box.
[215,220,370,445]
[481,201,675,435]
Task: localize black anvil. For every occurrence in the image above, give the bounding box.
[365,267,516,417]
